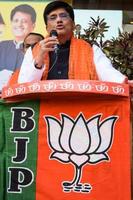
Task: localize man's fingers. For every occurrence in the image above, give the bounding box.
[39,38,58,50]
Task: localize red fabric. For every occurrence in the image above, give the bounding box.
[36,92,131,200]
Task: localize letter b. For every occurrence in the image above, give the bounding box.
[10,107,35,132]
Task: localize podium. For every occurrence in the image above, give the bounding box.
[1,80,131,200]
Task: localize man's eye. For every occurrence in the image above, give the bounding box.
[49,15,57,20]
[60,13,68,18]
[21,20,28,23]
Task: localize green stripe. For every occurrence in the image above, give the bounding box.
[3,100,40,200]
[0,101,6,200]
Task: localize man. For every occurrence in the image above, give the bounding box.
[0,4,36,91]
[12,1,127,84]
[8,32,44,86]
[23,32,44,53]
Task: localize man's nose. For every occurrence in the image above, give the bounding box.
[56,15,63,21]
[17,20,24,26]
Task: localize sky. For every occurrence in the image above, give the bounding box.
[74,9,123,40]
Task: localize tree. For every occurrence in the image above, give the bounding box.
[75,16,133,80]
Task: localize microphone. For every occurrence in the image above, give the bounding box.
[50,30,59,54]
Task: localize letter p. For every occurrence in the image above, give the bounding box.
[7,167,34,193]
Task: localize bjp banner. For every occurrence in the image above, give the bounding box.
[1,80,131,200]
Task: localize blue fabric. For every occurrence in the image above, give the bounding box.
[0,40,24,72]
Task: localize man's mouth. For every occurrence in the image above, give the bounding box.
[14,28,24,32]
[56,25,64,30]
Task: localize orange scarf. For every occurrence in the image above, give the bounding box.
[9,37,98,85]
[33,36,98,80]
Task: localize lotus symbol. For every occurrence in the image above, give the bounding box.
[44,113,118,193]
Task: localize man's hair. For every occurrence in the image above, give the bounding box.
[10,4,36,23]
[43,0,74,25]
[24,32,44,42]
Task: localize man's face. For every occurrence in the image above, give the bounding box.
[23,34,43,52]
[11,11,35,41]
[46,8,75,40]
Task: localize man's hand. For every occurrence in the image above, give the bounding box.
[39,36,59,53]
[34,37,59,69]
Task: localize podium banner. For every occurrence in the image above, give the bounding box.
[0,80,131,200]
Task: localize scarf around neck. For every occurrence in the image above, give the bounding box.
[33,36,98,80]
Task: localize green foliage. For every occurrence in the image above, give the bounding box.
[75,16,133,79]
[104,31,133,79]
[80,16,109,48]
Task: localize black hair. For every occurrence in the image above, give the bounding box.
[24,32,44,41]
[43,1,74,25]
[23,32,44,50]
[10,4,36,23]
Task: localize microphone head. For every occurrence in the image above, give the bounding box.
[50,30,59,54]
[50,30,58,37]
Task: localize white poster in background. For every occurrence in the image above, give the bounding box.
[74,9,122,40]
